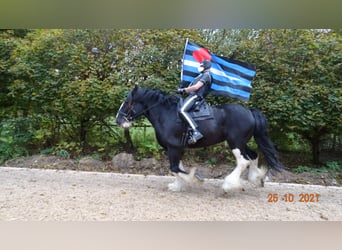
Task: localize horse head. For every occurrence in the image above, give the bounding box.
[116,85,147,128]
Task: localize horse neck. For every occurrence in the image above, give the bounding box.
[139,94,176,124]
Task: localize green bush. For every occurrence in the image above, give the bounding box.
[293,165,310,173]
[293,161,341,175]
[130,121,162,159]
[325,161,341,172]
[0,118,32,163]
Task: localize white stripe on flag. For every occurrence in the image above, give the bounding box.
[183,59,200,68]
[210,68,240,82]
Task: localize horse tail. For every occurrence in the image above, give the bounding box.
[250,108,283,172]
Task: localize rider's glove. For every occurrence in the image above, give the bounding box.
[177,88,186,94]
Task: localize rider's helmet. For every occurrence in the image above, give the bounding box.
[198,59,211,72]
[201,60,211,69]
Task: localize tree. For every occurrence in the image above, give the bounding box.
[0,29,31,120]
[235,29,342,164]
[7,29,129,152]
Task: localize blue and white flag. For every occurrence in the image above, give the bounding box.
[181,39,257,101]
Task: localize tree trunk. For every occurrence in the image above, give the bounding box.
[310,135,321,165]
[79,119,88,153]
[124,128,135,153]
[331,134,336,151]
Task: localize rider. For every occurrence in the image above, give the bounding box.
[177,59,212,144]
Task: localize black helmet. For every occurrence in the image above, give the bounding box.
[200,60,211,70]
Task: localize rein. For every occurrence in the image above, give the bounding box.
[128,101,161,121]
[118,89,177,122]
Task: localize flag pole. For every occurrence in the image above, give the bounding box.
[179,38,189,88]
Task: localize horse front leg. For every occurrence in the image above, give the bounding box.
[168,163,198,192]
[167,148,198,192]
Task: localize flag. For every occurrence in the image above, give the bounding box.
[181,39,256,101]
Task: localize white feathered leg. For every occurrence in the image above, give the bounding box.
[222,148,249,192]
[178,167,197,183]
[168,161,197,192]
[168,174,185,192]
[248,158,267,186]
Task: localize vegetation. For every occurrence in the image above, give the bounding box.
[0,29,341,171]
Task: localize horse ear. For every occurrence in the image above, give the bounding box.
[133,83,139,93]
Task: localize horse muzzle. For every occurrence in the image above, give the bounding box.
[116,116,132,128]
[120,121,132,128]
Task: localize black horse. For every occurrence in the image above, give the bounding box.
[116,85,283,192]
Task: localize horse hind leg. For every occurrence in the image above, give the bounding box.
[245,146,267,187]
[248,160,268,187]
[222,148,250,192]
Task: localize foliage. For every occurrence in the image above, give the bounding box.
[205,157,218,167]
[293,165,310,174]
[325,161,341,172]
[0,30,24,120]
[293,161,341,174]
[232,29,342,164]
[0,118,32,163]
[129,120,162,159]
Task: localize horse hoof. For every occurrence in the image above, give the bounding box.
[178,167,197,183]
[222,182,242,193]
[168,182,181,192]
[195,170,204,182]
[168,178,185,192]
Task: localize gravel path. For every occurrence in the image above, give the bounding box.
[0,167,341,221]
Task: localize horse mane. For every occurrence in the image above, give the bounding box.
[136,88,178,107]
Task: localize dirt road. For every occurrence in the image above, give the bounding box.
[0,167,341,221]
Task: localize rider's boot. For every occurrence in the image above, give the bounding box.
[188,129,203,144]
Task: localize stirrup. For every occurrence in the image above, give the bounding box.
[188,131,203,144]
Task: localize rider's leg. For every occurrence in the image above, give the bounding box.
[179,95,203,143]
[179,95,198,131]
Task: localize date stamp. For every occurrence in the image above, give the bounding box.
[267,193,320,203]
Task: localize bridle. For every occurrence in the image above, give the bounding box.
[117,99,160,122]
[116,100,136,122]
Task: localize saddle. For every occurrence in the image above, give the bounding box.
[177,98,214,146]
[177,98,214,121]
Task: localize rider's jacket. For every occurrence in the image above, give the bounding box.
[188,71,212,98]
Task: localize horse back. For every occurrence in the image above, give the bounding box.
[216,103,253,118]
[212,103,255,132]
